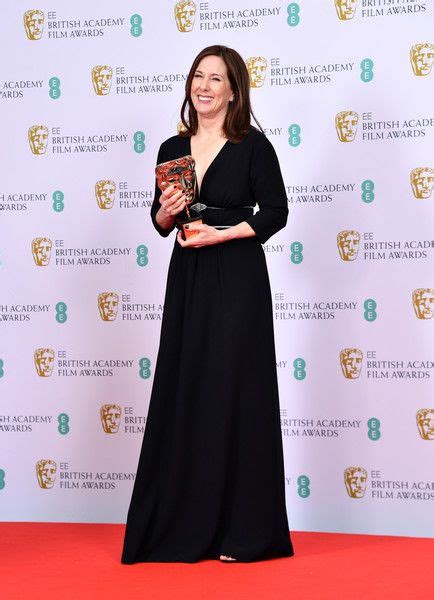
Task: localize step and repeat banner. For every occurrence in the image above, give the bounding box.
[1,1,433,537]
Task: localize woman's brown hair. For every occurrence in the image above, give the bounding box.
[179,44,264,143]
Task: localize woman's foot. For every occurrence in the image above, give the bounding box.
[219,554,237,561]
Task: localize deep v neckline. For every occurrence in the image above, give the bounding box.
[188,136,230,198]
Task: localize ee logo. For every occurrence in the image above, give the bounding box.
[368,417,381,441]
[297,475,310,498]
[287,4,300,26]
[58,413,70,435]
[139,357,151,379]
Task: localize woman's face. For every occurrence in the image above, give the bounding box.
[190,55,234,119]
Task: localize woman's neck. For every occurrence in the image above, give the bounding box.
[195,113,227,139]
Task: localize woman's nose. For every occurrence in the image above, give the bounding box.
[198,78,211,89]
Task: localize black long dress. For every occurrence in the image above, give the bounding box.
[121,125,294,563]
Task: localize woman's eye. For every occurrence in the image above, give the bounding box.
[194,74,220,81]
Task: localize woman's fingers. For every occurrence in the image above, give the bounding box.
[162,184,186,200]
[162,192,187,216]
[171,199,187,216]
[162,184,179,199]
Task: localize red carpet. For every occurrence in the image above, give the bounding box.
[1,523,432,599]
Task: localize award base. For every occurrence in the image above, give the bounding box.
[178,215,203,240]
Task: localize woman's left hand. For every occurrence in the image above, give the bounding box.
[177,223,226,248]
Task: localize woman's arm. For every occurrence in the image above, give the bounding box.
[150,143,176,237]
[228,134,289,244]
[155,205,176,232]
[178,134,288,247]
[217,221,256,242]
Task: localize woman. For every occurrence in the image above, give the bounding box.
[121,45,294,564]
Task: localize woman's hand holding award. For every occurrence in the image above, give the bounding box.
[155,155,206,240]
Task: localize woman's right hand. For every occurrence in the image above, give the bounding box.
[159,184,187,217]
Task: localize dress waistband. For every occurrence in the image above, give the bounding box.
[187,202,254,230]
[189,202,254,212]
[204,205,255,210]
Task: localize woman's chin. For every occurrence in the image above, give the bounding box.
[193,102,216,114]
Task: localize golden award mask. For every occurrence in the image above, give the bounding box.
[410,167,434,199]
[410,43,434,76]
[36,459,57,489]
[100,404,122,433]
[416,409,434,440]
[412,288,434,320]
[91,65,113,95]
[344,466,367,498]
[334,0,357,21]
[155,154,205,240]
[174,0,196,32]
[31,237,52,266]
[340,348,363,379]
[337,230,360,261]
[28,125,49,155]
[245,57,267,88]
[34,347,55,377]
[335,111,359,142]
[23,9,44,40]
[98,292,119,321]
[95,180,116,209]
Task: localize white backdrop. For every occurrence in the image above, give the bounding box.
[1,0,433,537]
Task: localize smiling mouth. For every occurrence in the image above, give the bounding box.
[197,95,213,102]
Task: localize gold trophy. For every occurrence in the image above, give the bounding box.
[155,155,205,240]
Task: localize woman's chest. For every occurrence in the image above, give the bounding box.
[190,138,228,193]
[186,139,254,207]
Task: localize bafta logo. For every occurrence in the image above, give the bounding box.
[177,121,188,134]
[100,404,122,433]
[36,459,57,489]
[91,65,113,95]
[334,0,357,20]
[34,348,55,377]
[95,180,116,209]
[412,288,434,320]
[344,466,367,498]
[416,409,434,440]
[245,57,267,88]
[28,125,49,155]
[337,230,360,261]
[31,237,52,266]
[410,43,434,76]
[335,111,358,142]
[174,1,196,32]
[23,9,44,40]
[340,348,363,379]
[410,167,434,199]
[98,292,119,321]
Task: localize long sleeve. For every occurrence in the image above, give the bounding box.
[244,134,289,244]
[150,143,176,237]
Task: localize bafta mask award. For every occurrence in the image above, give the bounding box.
[155,155,206,240]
